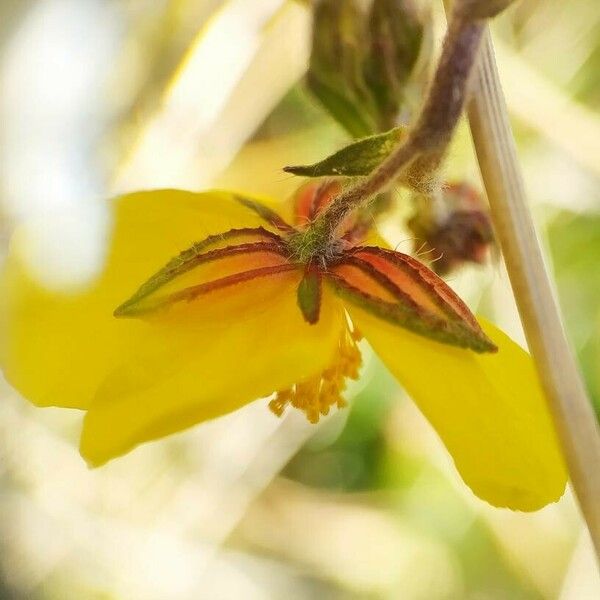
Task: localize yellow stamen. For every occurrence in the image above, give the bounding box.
[268,325,362,423]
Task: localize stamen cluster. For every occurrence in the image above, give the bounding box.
[269,327,363,423]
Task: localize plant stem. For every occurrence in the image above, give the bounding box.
[317,7,485,238]
[468,28,600,561]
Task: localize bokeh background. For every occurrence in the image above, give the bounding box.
[0,0,599,598]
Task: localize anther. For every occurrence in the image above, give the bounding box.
[268,327,362,423]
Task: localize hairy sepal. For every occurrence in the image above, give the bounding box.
[329,247,496,352]
[115,230,290,317]
[296,268,322,325]
[293,180,342,226]
[284,127,406,178]
[234,196,295,233]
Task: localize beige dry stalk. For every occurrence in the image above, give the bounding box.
[468,28,600,561]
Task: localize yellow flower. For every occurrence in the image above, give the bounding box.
[0,185,566,511]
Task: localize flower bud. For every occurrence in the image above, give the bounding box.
[308,0,426,136]
[365,0,424,129]
[308,0,379,137]
[408,182,494,275]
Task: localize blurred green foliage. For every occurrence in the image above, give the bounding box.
[549,212,600,417]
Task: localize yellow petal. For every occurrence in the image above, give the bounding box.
[80,274,344,466]
[346,307,567,511]
[0,190,277,409]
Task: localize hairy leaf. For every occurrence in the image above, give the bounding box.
[284,127,405,178]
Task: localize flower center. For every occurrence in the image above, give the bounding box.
[268,325,363,423]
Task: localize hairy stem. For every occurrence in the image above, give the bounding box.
[316,6,485,239]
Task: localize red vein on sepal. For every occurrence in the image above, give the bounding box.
[326,266,496,353]
[351,246,482,331]
[138,264,298,314]
[125,226,282,296]
[332,256,424,313]
[169,226,283,261]
[234,195,296,233]
[294,184,318,226]
[115,241,289,317]
[122,264,299,316]
[312,181,342,221]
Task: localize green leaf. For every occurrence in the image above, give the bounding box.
[297,268,322,324]
[284,126,405,178]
